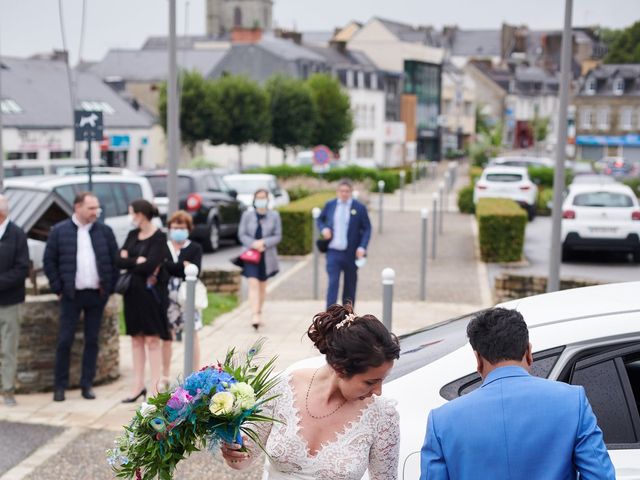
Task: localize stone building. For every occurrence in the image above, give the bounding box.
[206,0,273,36]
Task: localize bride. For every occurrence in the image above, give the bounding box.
[221,304,401,479]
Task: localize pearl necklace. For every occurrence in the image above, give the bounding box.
[305,368,347,420]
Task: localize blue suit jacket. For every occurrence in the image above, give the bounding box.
[420,366,615,480]
[316,198,371,257]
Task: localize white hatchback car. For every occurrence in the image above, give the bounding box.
[561,183,640,262]
[473,166,538,220]
[223,173,290,209]
[291,282,640,479]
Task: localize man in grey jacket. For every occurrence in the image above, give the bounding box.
[0,195,30,406]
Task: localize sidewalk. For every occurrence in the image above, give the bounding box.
[0,160,493,480]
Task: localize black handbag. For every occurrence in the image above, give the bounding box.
[316,238,330,253]
[114,272,132,295]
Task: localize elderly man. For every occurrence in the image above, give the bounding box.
[44,192,118,402]
[0,195,29,406]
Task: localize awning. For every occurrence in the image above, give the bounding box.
[3,187,73,241]
[576,134,640,147]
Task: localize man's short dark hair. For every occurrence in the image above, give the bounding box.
[467,308,529,364]
[337,178,353,189]
[73,191,97,206]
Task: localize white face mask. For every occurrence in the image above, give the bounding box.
[129,214,139,228]
[355,257,367,268]
[254,199,268,210]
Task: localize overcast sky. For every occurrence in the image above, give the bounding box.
[1,0,638,65]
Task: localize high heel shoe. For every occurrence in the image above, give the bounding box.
[122,388,147,403]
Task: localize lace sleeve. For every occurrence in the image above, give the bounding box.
[368,398,400,480]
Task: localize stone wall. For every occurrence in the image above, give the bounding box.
[13,294,120,393]
[201,269,241,294]
[494,273,601,303]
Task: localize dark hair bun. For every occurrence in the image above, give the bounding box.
[307,304,400,377]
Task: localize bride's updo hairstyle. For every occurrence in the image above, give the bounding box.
[307,304,400,377]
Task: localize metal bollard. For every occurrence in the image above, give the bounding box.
[378,180,385,234]
[399,170,406,212]
[444,171,451,212]
[413,161,419,185]
[431,193,438,259]
[312,207,321,300]
[382,268,395,331]
[183,263,199,378]
[439,181,445,234]
[420,208,429,301]
[430,161,437,180]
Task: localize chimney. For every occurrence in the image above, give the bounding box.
[231,27,263,44]
[275,28,302,45]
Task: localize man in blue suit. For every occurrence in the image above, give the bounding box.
[420,308,615,480]
[317,179,371,308]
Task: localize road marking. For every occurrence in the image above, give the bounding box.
[0,427,86,480]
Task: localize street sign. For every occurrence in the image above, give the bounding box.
[312,145,332,173]
[74,110,104,142]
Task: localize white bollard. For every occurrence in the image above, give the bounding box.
[382,268,395,331]
[312,207,321,300]
[183,263,199,378]
[378,180,385,234]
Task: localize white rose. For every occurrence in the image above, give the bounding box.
[139,402,157,417]
[210,391,235,415]
[230,382,256,410]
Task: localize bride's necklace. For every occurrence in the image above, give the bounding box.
[305,368,347,420]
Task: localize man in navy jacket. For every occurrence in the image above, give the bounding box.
[44,192,118,401]
[316,179,371,308]
[0,195,29,406]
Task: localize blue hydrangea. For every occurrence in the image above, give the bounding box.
[183,368,236,396]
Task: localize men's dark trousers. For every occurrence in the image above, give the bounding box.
[326,249,358,309]
[55,290,106,389]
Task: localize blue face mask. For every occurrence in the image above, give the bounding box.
[169,228,189,243]
[254,199,268,209]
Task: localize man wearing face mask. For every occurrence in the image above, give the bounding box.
[316,179,371,309]
[162,210,203,385]
[43,192,118,402]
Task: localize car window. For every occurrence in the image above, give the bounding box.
[122,183,144,204]
[91,183,120,218]
[486,173,523,182]
[224,177,268,195]
[146,176,193,196]
[567,345,640,446]
[439,347,565,400]
[204,175,220,191]
[573,192,634,208]
[54,185,77,206]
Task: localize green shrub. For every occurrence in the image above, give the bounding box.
[528,166,574,188]
[623,178,640,198]
[536,187,554,216]
[469,166,483,185]
[287,185,313,202]
[458,185,475,214]
[476,198,527,262]
[277,191,335,255]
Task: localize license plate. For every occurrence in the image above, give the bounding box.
[589,227,618,233]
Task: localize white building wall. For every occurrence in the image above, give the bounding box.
[341,88,386,167]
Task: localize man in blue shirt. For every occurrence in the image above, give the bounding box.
[316,179,371,308]
[420,307,616,480]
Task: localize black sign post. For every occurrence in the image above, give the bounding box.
[74,110,104,192]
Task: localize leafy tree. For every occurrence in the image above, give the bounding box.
[532,115,550,143]
[265,75,315,163]
[158,71,210,155]
[306,74,354,153]
[603,21,640,64]
[475,104,491,135]
[213,75,270,171]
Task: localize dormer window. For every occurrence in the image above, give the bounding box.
[613,78,625,96]
[585,78,596,95]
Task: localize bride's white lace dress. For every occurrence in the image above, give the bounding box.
[256,373,400,480]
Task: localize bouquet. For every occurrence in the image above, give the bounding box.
[107,340,280,480]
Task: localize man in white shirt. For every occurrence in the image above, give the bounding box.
[44,192,118,402]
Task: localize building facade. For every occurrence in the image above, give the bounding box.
[206,0,273,36]
[574,64,640,161]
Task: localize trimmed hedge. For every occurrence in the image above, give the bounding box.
[476,198,527,263]
[528,166,574,188]
[469,166,483,185]
[536,187,553,216]
[623,178,640,198]
[250,164,412,193]
[457,185,475,214]
[276,191,335,255]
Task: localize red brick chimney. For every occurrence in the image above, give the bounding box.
[231,27,263,44]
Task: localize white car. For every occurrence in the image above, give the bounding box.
[291,282,640,479]
[223,174,290,209]
[488,155,555,169]
[473,166,538,220]
[561,183,640,262]
[4,173,157,267]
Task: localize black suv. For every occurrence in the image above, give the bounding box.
[143,170,244,252]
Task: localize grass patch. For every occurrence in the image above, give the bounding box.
[118,292,238,334]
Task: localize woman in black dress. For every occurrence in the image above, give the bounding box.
[116,199,169,402]
[162,210,203,387]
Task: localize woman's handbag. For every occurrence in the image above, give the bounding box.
[178,280,209,310]
[239,248,262,264]
[114,272,132,295]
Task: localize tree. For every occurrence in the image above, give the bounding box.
[158,71,210,155]
[306,74,354,153]
[532,115,550,143]
[475,104,491,135]
[265,75,315,163]
[603,21,640,64]
[213,75,270,171]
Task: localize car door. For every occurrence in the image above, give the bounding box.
[562,344,640,479]
[206,175,242,233]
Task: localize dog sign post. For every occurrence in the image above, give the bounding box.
[74,110,104,192]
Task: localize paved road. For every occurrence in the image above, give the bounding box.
[488,216,640,286]
[0,422,64,476]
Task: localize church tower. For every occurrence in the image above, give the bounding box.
[206,0,273,36]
